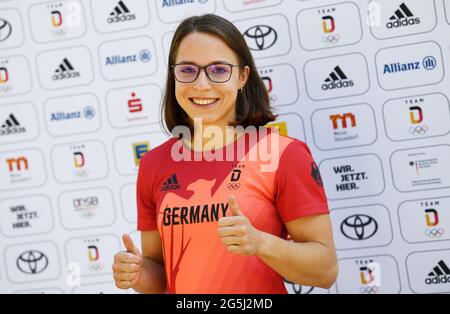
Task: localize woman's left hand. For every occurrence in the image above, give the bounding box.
[218,195,264,256]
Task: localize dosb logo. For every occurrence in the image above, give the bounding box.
[73,196,99,219]
[386,2,420,29]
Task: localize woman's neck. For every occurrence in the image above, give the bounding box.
[183,123,244,153]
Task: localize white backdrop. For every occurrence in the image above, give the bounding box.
[1,0,450,294]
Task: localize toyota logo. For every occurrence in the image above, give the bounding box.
[243,25,277,51]
[0,18,13,42]
[340,214,378,240]
[16,250,49,274]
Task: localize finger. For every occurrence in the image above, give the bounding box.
[218,216,245,227]
[114,262,140,274]
[218,226,246,237]
[228,195,243,217]
[117,252,141,265]
[220,236,245,246]
[114,271,139,282]
[227,245,240,254]
[115,280,134,289]
[122,234,141,256]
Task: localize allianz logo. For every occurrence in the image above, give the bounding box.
[162,0,208,8]
[50,106,95,122]
[383,56,437,74]
[105,49,151,66]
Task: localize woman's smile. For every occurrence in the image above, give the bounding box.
[189,97,221,108]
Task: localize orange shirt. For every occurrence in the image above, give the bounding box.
[137,128,329,293]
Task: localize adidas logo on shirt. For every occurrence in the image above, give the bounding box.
[52,58,80,81]
[0,114,25,136]
[107,1,136,24]
[161,174,181,192]
[425,260,450,285]
[386,2,420,29]
[322,66,354,91]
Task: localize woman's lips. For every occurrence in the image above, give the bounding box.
[189,97,220,108]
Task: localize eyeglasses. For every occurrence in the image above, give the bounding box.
[171,62,241,83]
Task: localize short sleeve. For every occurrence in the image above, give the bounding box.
[275,140,329,222]
[137,157,158,231]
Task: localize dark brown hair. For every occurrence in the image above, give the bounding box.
[161,14,276,136]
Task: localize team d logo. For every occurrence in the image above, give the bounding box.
[71,145,89,178]
[87,244,104,273]
[358,261,381,294]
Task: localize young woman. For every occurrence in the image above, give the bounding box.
[113,14,338,294]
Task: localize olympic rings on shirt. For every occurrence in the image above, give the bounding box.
[227,183,241,190]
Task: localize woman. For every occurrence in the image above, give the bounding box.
[113,14,338,294]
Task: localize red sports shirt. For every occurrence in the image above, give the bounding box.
[137,128,329,293]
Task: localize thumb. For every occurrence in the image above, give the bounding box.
[228,195,243,217]
[122,234,141,256]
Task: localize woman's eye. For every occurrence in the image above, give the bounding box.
[211,66,229,74]
[180,66,197,73]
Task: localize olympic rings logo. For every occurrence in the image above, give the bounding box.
[0,85,12,94]
[359,286,379,294]
[79,210,97,219]
[227,183,241,190]
[74,169,89,178]
[424,228,445,238]
[322,34,341,45]
[51,29,68,37]
[88,262,104,273]
[409,125,429,135]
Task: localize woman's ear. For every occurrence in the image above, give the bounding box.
[240,65,250,89]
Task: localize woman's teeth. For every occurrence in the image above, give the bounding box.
[191,98,218,105]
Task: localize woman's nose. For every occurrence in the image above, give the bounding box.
[193,69,211,90]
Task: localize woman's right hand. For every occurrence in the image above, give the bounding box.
[113,234,143,289]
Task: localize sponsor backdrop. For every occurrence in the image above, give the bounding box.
[0,0,449,294]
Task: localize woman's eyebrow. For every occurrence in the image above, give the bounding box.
[176,60,232,65]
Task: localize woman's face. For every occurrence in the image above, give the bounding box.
[174,32,249,129]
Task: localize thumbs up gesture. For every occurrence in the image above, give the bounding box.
[218,195,263,256]
[113,234,143,289]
